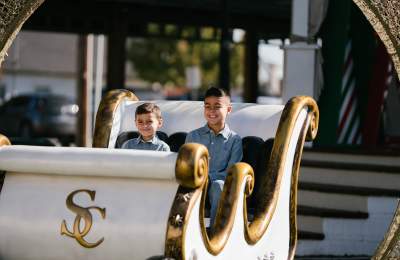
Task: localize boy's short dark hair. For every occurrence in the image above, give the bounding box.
[204,86,230,99]
[135,103,162,119]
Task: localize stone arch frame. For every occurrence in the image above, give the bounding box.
[0,0,399,259]
[0,0,45,65]
[0,0,399,77]
[351,3,400,258]
[352,0,400,81]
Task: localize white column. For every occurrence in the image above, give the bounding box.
[291,0,309,39]
[85,34,94,147]
[282,42,320,103]
[282,0,322,103]
[93,35,105,127]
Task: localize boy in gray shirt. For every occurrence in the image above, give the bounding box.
[122,103,170,151]
[185,87,242,229]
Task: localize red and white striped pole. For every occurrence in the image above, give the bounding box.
[337,40,362,145]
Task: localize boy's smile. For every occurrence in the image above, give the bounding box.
[135,113,162,141]
[204,96,232,133]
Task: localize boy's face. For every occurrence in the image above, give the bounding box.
[135,112,162,141]
[204,96,232,128]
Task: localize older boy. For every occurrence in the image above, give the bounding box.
[122,103,170,151]
[185,87,242,228]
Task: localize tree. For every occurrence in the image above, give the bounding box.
[126,35,244,90]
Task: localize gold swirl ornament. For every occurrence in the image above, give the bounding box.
[0,134,11,147]
[244,95,319,246]
[201,162,255,255]
[165,143,210,259]
[175,143,209,189]
[93,89,138,148]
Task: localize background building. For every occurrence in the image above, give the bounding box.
[0,31,78,103]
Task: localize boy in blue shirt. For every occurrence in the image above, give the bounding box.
[122,103,170,151]
[185,87,243,228]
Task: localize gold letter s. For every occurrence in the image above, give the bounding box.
[61,189,106,248]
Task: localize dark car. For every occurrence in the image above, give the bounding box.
[0,94,78,143]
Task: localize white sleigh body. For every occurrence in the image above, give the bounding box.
[0,147,178,259]
[0,89,319,260]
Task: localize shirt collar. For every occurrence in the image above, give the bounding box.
[201,124,230,139]
[137,135,158,144]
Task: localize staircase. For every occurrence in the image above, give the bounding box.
[296,149,400,258]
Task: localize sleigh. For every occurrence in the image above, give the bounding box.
[0,89,318,259]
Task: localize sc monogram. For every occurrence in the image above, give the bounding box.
[61,189,106,248]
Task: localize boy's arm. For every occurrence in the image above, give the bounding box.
[121,140,130,149]
[226,136,243,169]
[214,136,243,180]
[185,132,194,143]
[162,143,170,152]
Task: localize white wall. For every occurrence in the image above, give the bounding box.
[1,74,76,100]
[0,31,78,101]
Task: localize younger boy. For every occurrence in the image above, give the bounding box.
[122,103,170,152]
[185,87,242,228]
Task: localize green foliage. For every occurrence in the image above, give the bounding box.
[126,36,244,89]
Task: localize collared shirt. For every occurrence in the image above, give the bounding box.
[185,124,242,181]
[121,135,170,151]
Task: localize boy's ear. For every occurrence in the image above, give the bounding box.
[158,118,163,128]
[227,103,232,113]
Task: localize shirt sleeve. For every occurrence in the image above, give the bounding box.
[227,135,243,168]
[121,140,130,149]
[162,143,170,152]
[213,135,243,181]
[185,131,194,143]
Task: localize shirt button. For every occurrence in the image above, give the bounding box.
[211,142,214,145]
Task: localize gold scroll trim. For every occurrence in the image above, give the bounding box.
[0,134,10,194]
[167,145,255,257]
[92,89,138,148]
[244,96,319,250]
[165,143,209,259]
[288,112,313,259]
[0,134,11,147]
[201,162,254,255]
[175,143,209,188]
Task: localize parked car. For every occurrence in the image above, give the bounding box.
[0,94,78,144]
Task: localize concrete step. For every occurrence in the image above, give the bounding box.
[302,159,400,174]
[302,149,400,168]
[296,150,399,256]
[295,256,370,260]
[299,166,400,191]
[297,205,368,219]
[298,190,368,213]
[296,206,368,241]
[299,182,400,197]
[296,197,398,256]
[203,215,324,241]
[298,230,325,241]
[247,206,361,242]
[298,215,323,235]
[248,205,368,222]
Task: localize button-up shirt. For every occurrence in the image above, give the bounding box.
[121,135,170,151]
[185,124,242,181]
